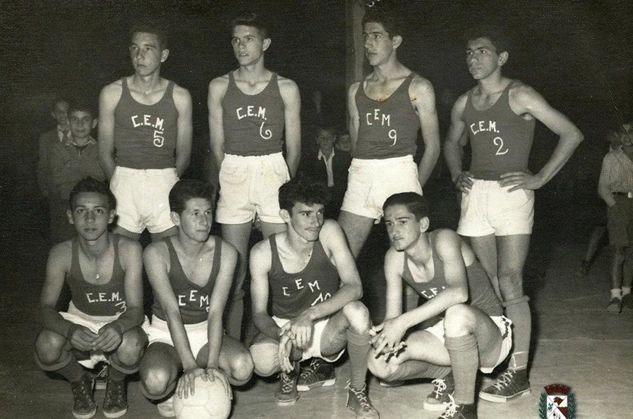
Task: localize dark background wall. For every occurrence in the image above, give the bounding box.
[1,0,631,202]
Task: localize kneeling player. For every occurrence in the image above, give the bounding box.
[35,177,148,419]
[249,177,379,419]
[368,193,512,419]
[139,180,253,417]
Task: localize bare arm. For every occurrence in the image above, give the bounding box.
[249,240,281,340]
[501,85,584,191]
[279,78,301,177]
[173,85,193,177]
[206,240,238,369]
[598,153,617,207]
[347,82,361,156]
[98,83,122,179]
[382,249,404,322]
[444,94,473,192]
[143,243,197,370]
[411,77,441,189]
[208,76,228,174]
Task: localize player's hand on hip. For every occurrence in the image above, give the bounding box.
[178,367,207,399]
[453,171,474,194]
[93,324,123,352]
[499,171,543,192]
[70,326,98,352]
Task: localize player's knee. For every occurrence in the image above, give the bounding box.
[342,301,371,333]
[443,304,474,335]
[141,366,174,398]
[35,330,66,365]
[367,354,397,380]
[228,351,254,384]
[116,329,147,366]
[249,342,279,377]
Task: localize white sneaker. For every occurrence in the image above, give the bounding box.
[157,395,175,418]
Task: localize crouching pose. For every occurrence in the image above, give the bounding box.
[139,180,253,417]
[35,177,147,419]
[249,177,379,419]
[368,193,512,419]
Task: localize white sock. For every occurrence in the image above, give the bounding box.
[611,288,622,299]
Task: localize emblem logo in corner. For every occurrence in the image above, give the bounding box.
[539,383,576,419]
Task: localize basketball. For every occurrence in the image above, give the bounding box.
[174,376,232,419]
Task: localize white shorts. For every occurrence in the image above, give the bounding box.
[425,315,512,374]
[60,303,149,369]
[273,316,345,362]
[143,316,208,359]
[457,179,534,237]
[341,156,422,222]
[216,153,289,225]
[110,166,179,234]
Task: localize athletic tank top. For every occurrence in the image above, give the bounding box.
[113,77,179,169]
[67,235,127,317]
[269,234,340,318]
[401,231,502,317]
[462,80,535,180]
[222,72,285,156]
[152,236,222,324]
[354,72,420,159]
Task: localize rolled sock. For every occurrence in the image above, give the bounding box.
[611,288,623,300]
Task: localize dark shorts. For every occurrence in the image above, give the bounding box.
[607,195,633,247]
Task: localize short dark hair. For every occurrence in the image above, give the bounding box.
[169,179,215,215]
[278,176,329,213]
[68,100,96,119]
[383,192,429,221]
[362,8,401,39]
[464,24,511,55]
[130,18,169,50]
[52,98,69,112]
[69,177,116,211]
[231,12,268,39]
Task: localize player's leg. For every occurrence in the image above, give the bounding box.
[622,246,633,309]
[104,326,148,418]
[469,234,500,300]
[150,226,178,242]
[260,221,286,239]
[139,343,182,416]
[337,211,374,258]
[113,226,141,241]
[480,234,531,403]
[221,222,252,340]
[322,301,379,419]
[577,225,607,276]
[35,329,97,418]
[196,336,254,386]
[608,245,627,313]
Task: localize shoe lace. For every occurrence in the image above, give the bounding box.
[430,378,448,398]
[492,368,516,391]
[280,371,296,393]
[347,382,372,410]
[105,380,126,404]
[299,359,320,381]
[439,394,458,418]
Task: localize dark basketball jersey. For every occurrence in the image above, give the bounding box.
[268,234,340,319]
[463,80,536,180]
[113,78,178,169]
[401,231,502,317]
[68,235,127,316]
[152,236,222,324]
[354,73,420,159]
[222,72,285,156]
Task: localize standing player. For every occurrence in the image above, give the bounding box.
[139,180,253,418]
[339,8,440,258]
[38,98,71,203]
[207,12,301,339]
[368,193,512,419]
[444,25,583,402]
[35,177,147,419]
[249,178,379,419]
[99,19,192,242]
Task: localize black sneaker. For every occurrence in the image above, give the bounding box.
[296,359,336,392]
[438,395,477,419]
[70,374,97,419]
[346,381,379,419]
[103,376,128,418]
[275,363,299,406]
[607,297,622,314]
[424,372,455,411]
[622,294,633,310]
[479,368,530,403]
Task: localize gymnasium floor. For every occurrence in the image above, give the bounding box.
[1,182,631,419]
